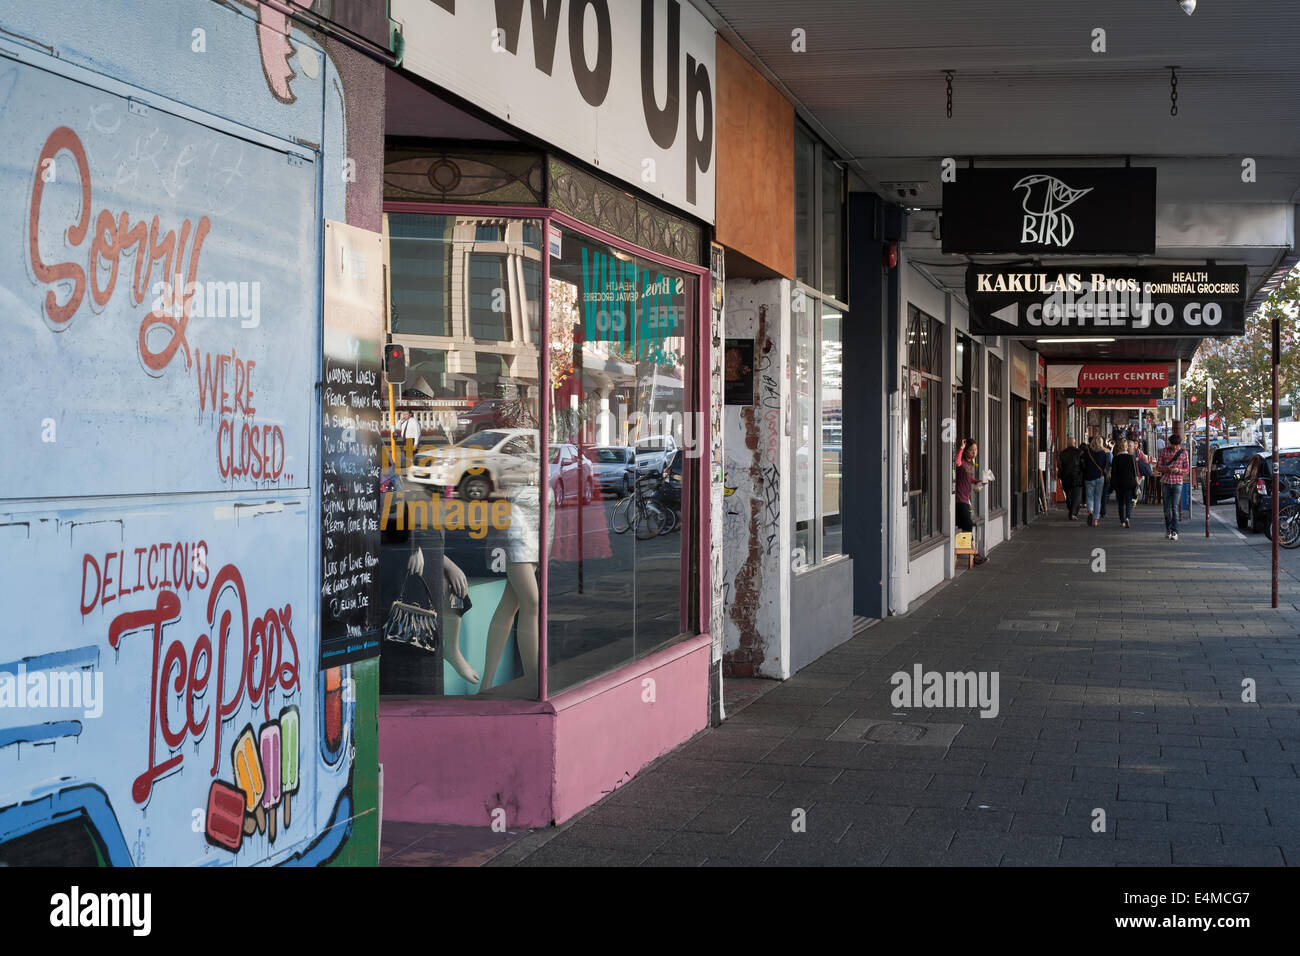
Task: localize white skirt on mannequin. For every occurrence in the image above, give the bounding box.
[504,483,555,563]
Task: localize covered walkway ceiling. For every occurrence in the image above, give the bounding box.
[697,0,1300,363]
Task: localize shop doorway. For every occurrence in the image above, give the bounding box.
[1010,397,1027,528]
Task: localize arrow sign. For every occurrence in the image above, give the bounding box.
[965,264,1248,337]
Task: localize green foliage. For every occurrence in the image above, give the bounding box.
[1180,267,1300,426]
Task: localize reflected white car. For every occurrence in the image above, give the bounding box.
[634,434,677,474]
[407,428,538,500]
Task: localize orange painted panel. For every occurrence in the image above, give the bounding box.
[714,39,795,278]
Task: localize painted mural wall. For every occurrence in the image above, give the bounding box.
[0,0,382,866]
[721,279,790,680]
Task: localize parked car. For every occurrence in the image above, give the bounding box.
[548,443,596,504]
[1235,449,1300,532]
[1190,438,1222,469]
[455,398,513,440]
[634,434,677,474]
[1204,443,1263,503]
[407,428,538,500]
[660,448,684,513]
[588,445,636,497]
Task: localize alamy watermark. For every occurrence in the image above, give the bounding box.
[890,663,1000,719]
[151,277,261,329]
[0,664,103,719]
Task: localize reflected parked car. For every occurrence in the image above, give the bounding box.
[1235,449,1300,532]
[408,428,538,500]
[588,445,636,497]
[1204,443,1263,503]
[548,443,596,504]
[635,434,677,474]
[455,398,512,440]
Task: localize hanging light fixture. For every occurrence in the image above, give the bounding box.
[1178,0,1196,14]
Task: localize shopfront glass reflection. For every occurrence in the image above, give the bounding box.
[545,232,695,694]
[380,214,543,698]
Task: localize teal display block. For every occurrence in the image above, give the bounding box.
[442,578,521,696]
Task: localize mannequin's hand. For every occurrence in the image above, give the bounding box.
[406,547,425,576]
[443,556,468,598]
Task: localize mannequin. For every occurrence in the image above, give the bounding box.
[405,546,479,684]
[479,481,555,691]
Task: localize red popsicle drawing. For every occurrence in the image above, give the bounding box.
[205,780,245,852]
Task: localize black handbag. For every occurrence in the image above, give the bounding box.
[383,569,440,653]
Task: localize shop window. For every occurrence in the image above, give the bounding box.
[379,213,543,700]
[821,307,843,558]
[794,126,815,287]
[820,153,844,300]
[988,354,1003,511]
[381,209,700,702]
[907,306,944,546]
[468,255,511,340]
[793,304,814,560]
[954,333,983,513]
[388,213,452,337]
[793,123,846,305]
[522,258,542,337]
[792,296,845,566]
[546,229,698,694]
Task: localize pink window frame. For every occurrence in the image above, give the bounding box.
[383,201,712,703]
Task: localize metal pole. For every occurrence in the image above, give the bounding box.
[1273,316,1280,609]
[1176,359,1183,522]
[387,383,398,471]
[1205,379,1211,538]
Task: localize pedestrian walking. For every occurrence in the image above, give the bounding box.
[955,438,989,563]
[1081,436,1111,526]
[1135,443,1156,504]
[398,410,421,466]
[1111,439,1141,529]
[1099,436,1115,521]
[1057,436,1083,520]
[1155,431,1191,540]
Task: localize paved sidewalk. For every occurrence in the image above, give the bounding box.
[490,500,1300,866]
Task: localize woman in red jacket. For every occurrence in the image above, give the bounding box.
[956,438,989,564]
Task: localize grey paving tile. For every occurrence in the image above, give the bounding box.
[1060,837,1172,865]
[638,852,708,867]
[1220,823,1300,847]
[763,841,888,866]
[949,831,1064,866]
[553,824,673,854]
[1170,845,1286,866]
[516,843,649,866]
[655,829,783,863]
[907,807,1014,833]
[1113,821,1223,844]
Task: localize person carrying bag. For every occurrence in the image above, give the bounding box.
[1081,436,1111,526]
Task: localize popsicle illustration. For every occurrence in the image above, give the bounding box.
[205,780,245,852]
[280,705,300,828]
[260,723,282,843]
[232,725,266,835]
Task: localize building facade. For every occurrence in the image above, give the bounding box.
[0,0,388,865]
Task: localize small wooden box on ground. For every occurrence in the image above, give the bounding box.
[954,532,978,568]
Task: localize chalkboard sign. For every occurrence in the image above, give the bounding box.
[320,221,384,666]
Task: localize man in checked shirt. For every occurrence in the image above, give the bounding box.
[1155,428,1191,540]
